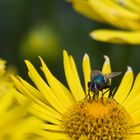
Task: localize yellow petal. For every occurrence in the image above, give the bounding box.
[134,0,140,5]
[29,105,62,125]
[42,131,72,140]
[114,67,133,104]
[63,50,85,101]
[88,0,140,30]
[12,116,42,135]
[113,0,140,14]
[122,72,140,112]
[0,92,14,115]
[17,76,46,102]
[11,75,64,125]
[15,76,64,117]
[127,134,140,140]
[0,105,27,129]
[132,125,140,135]
[11,75,45,105]
[102,55,111,74]
[13,89,28,105]
[90,30,140,44]
[101,55,111,98]
[30,102,62,120]
[130,109,140,125]
[0,59,6,77]
[79,136,88,140]
[102,0,140,19]
[42,124,63,131]
[82,54,91,95]
[69,0,104,22]
[39,57,74,109]
[70,55,85,95]
[25,60,67,114]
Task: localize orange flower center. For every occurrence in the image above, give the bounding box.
[63,98,133,140]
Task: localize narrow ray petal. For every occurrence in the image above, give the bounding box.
[12,116,42,134]
[12,75,64,125]
[30,108,62,125]
[17,76,46,102]
[90,30,140,44]
[12,76,63,117]
[113,0,140,14]
[70,0,104,22]
[130,109,140,124]
[11,75,49,105]
[63,50,85,101]
[88,0,140,29]
[43,131,72,140]
[69,55,85,95]
[102,0,139,19]
[25,60,67,114]
[13,89,28,104]
[82,53,91,95]
[102,55,111,98]
[102,55,111,74]
[134,0,140,5]
[39,57,74,108]
[30,102,62,121]
[122,72,140,112]
[42,124,63,131]
[0,93,13,115]
[127,134,140,140]
[132,125,140,134]
[114,67,133,103]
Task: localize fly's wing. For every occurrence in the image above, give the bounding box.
[90,70,102,80]
[104,72,122,80]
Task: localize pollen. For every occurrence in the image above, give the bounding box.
[63,98,133,140]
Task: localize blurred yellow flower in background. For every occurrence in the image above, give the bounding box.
[20,24,60,62]
[69,0,140,44]
[0,59,48,140]
[11,50,140,139]
[0,92,45,140]
[0,59,6,77]
[0,59,16,96]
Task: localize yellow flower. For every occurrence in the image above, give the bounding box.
[0,88,46,140]
[0,59,17,96]
[69,0,140,44]
[0,59,6,77]
[11,50,140,139]
[0,59,48,140]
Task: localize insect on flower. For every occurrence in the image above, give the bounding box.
[88,70,121,98]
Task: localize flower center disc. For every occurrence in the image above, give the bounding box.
[63,98,133,140]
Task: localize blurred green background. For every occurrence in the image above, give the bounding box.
[1,0,140,85]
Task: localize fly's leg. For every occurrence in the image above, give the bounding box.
[101,85,111,100]
[87,82,91,98]
[87,88,91,98]
[109,87,117,98]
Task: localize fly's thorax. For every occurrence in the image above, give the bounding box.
[93,74,106,88]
